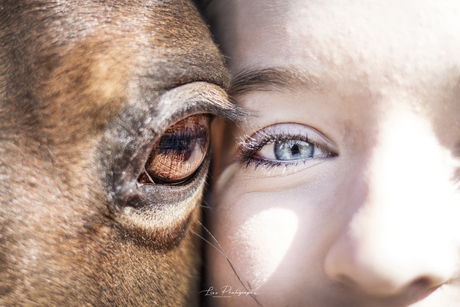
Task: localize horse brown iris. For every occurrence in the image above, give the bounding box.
[139,114,211,184]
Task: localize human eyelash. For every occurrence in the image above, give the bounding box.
[236,131,333,170]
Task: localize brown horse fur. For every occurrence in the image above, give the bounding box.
[0,0,243,306]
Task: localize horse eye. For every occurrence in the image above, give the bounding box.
[138,114,211,185]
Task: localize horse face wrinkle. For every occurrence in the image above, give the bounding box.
[0,0,241,306]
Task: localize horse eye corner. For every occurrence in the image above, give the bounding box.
[137,171,154,185]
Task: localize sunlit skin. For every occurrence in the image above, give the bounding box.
[205,0,460,306]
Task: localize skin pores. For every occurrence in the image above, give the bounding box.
[205,0,460,306]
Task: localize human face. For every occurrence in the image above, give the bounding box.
[205,0,460,306]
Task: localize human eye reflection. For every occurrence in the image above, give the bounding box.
[237,123,338,171]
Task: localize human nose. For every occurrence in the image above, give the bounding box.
[324,116,459,297]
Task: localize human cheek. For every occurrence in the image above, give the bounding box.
[211,167,344,291]
[217,193,300,287]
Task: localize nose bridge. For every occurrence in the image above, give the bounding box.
[325,109,459,297]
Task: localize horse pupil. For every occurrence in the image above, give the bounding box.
[161,134,193,152]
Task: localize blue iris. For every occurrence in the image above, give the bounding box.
[274,140,314,160]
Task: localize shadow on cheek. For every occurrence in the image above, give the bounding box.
[231,207,299,288]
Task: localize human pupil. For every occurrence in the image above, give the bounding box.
[274,140,314,160]
[291,144,300,155]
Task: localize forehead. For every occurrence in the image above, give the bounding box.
[216,0,460,90]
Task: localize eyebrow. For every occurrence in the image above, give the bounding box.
[228,67,321,96]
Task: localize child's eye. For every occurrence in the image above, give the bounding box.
[256,139,329,161]
[237,123,338,170]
